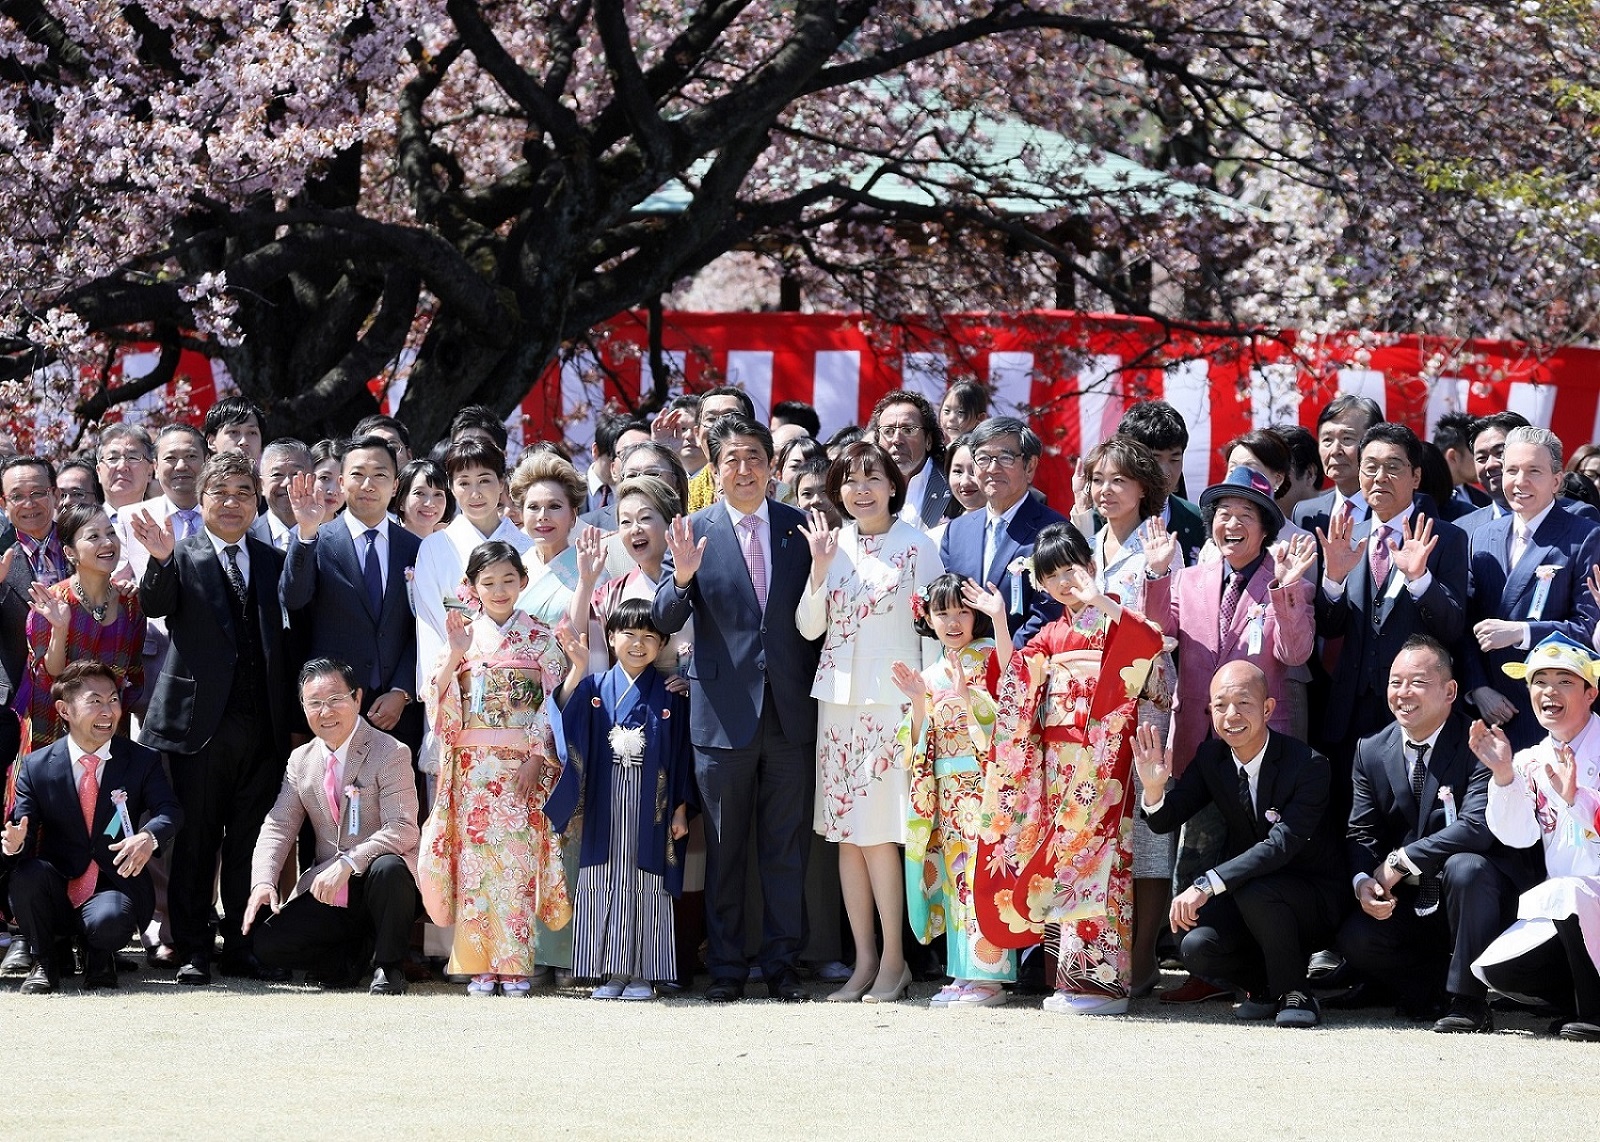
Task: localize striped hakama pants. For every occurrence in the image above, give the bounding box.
[572,760,678,982]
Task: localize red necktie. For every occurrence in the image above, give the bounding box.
[67,754,101,907]
[324,751,348,908]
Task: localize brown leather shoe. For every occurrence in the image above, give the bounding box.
[1158,975,1233,1004]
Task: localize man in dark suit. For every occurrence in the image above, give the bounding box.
[870,390,957,530]
[1463,426,1600,751]
[1336,636,1540,1032]
[132,449,294,985]
[1456,412,1599,537]
[939,416,1064,646]
[281,436,423,768]
[1116,399,1206,561]
[1136,661,1346,1027]
[3,660,182,993]
[654,413,821,1002]
[0,456,65,718]
[1316,423,1469,757]
[1291,395,1385,535]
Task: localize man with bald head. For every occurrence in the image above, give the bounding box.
[1135,661,1346,1027]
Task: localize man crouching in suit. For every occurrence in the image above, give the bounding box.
[241,658,420,995]
[2,660,182,993]
[1336,635,1540,1032]
[1135,661,1347,1027]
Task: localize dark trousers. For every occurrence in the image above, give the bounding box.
[1338,852,1518,1001]
[1480,916,1600,1021]
[9,859,139,960]
[695,688,814,979]
[253,854,418,975]
[167,708,285,961]
[1181,871,1342,1000]
[359,692,427,821]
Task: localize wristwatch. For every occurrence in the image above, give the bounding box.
[1191,875,1214,896]
[1385,851,1407,873]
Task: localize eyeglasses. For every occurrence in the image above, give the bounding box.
[623,467,673,481]
[4,490,51,506]
[202,489,253,504]
[972,451,1022,471]
[876,423,923,439]
[1358,461,1411,480]
[99,452,150,467]
[302,690,356,714]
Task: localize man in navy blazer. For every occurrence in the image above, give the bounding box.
[280,436,424,765]
[1463,426,1600,750]
[939,416,1064,646]
[654,413,821,1002]
[4,660,182,993]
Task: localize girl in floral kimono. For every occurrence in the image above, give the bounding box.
[892,572,1017,1007]
[419,540,575,997]
[975,522,1163,1015]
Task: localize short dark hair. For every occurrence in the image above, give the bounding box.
[1118,400,1189,452]
[397,458,454,524]
[1316,394,1384,433]
[344,434,400,475]
[605,595,666,639]
[696,385,756,424]
[0,454,55,487]
[706,414,773,466]
[824,425,865,454]
[298,656,359,695]
[1468,411,1530,448]
[353,414,411,449]
[1359,422,1424,471]
[464,539,526,584]
[771,399,821,438]
[1031,522,1095,580]
[310,437,347,468]
[203,396,266,440]
[1563,471,1600,508]
[1431,411,1475,457]
[1419,442,1454,509]
[827,440,908,519]
[1082,435,1167,520]
[1397,633,1453,679]
[1222,429,1292,487]
[450,404,509,453]
[156,422,206,454]
[197,449,259,499]
[912,571,994,641]
[51,658,121,704]
[594,413,650,459]
[1200,493,1283,546]
[1268,423,1322,491]
[56,458,102,502]
[870,390,946,467]
[444,437,506,480]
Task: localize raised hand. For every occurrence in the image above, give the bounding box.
[962,579,1007,623]
[1315,509,1364,585]
[1469,685,1517,727]
[286,470,328,535]
[890,659,925,701]
[574,524,607,584]
[1546,743,1579,806]
[0,814,26,856]
[1070,456,1091,516]
[1143,515,1177,577]
[1468,717,1515,782]
[799,507,839,585]
[665,515,706,585]
[27,582,69,629]
[1271,533,1318,588]
[554,617,589,674]
[1390,513,1438,581]
[129,509,175,564]
[651,405,691,451]
[445,607,473,657]
[1131,722,1172,805]
[1062,565,1103,611]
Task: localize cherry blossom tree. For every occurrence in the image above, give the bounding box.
[0,1,1593,448]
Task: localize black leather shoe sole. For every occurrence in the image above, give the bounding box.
[1559,1021,1600,1042]
[704,979,745,1003]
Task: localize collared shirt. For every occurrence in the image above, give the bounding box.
[14,526,68,586]
[1332,488,1370,523]
[265,512,294,552]
[1220,552,1266,603]
[1486,714,1600,878]
[1321,501,1434,600]
[66,733,109,792]
[342,511,389,594]
[726,498,772,577]
[1510,501,1556,563]
[899,460,932,527]
[982,495,1027,579]
[1204,739,1270,896]
[321,728,357,789]
[165,497,203,541]
[205,528,250,588]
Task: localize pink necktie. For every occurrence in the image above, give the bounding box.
[324,752,348,908]
[740,515,767,612]
[68,755,101,907]
[1370,524,1392,588]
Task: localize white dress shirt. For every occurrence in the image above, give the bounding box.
[725,499,772,589]
[205,528,250,587]
[342,512,391,595]
[982,495,1027,580]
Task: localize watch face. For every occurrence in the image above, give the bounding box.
[1193,877,1211,893]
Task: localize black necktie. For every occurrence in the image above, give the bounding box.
[1407,741,1442,917]
[1407,742,1429,806]
[223,544,247,602]
[1237,764,1252,815]
[362,528,384,612]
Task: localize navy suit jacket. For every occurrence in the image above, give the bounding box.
[939,493,1066,647]
[916,466,959,529]
[1315,511,1468,740]
[1465,505,1600,749]
[653,499,821,751]
[7,736,182,925]
[138,532,292,757]
[280,520,422,698]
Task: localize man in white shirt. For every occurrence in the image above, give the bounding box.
[869,391,953,532]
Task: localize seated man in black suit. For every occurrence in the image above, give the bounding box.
[2,660,183,993]
[1135,661,1346,1027]
[1337,635,1539,1032]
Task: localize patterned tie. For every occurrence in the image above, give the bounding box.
[739,514,767,612]
[984,514,1004,581]
[362,528,384,612]
[1407,741,1442,916]
[223,544,247,602]
[1370,523,1392,590]
[1219,570,1245,642]
[67,754,101,907]
[175,508,199,541]
[1509,523,1529,569]
[324,751,348,908]
[1237,764,1253,815]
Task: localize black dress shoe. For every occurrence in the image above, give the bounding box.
[82,950,119,992]
[767,967,808,1003]
[1559,1020,1600,1042]
[370,964,407,996]
[705,976,745,1003]
[1432,995,1493,1033]
[176,956,213,986]
[20,960,58,995]
[1305,949,1345,980]
[1,941,34,976]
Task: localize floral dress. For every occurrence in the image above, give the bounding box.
[797,519,943,845]
[975,607,1162,995]
[902,639,1015,983]
[418,611,573,977]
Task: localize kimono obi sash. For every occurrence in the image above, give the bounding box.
[1040,649,1102,731]
[933,756,981,778]
[460,654,546,730]
[455,727,536,748]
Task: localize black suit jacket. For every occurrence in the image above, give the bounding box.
[137,532,292,757]
[939,493,1066,647]
[6,736,182,924]
[0,530,35,706]
[1346,714,1542,888]
[280,520,422,698]
[1144,731,1343,891]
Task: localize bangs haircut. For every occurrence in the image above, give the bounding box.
[605,596,666,639]
[1030,521,1094,580]
[912,571,994,641]
[826,440,907,518]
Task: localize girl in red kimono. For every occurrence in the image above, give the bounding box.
[976,522,1163,1015]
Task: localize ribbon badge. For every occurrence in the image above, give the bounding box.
[344,785,360,836]
[1439,785,1457,827]
[104,789,135,840]
[1264,808,1282,825]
